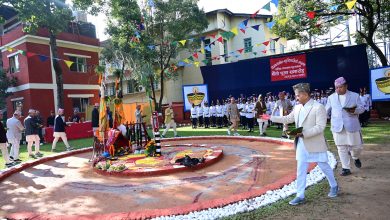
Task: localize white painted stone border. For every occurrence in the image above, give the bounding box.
[152,142,337,220]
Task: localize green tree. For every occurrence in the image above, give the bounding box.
[0,68,17,109]
[1,0,95,109]
[273,0,389,66]
[104,0,208,112]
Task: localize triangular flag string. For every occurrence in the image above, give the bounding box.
[345,0,357,10]
[64,60,74,68]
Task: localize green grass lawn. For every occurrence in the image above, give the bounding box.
[0,121,389,219]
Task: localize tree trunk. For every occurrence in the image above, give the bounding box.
[49,32,65,109]
[365,37,388,67]
[149,75,158,112]
[158,68,164,113]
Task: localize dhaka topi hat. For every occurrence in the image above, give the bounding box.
[334,77,346,87]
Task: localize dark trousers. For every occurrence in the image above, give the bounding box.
[217,117,223,128]
[211,116,216,127]
[204,117,210,128]
[223,115,229,127]
[359,110,370,126]
[198,116,204,127]
[191,118,198,128]
[240,116,247,128]
[247,117,254,130]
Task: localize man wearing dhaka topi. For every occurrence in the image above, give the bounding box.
[326,77,365,176]
[270,83,338,206]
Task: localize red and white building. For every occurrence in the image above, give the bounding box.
[1,7,101,121]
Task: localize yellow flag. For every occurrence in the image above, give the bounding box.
[183,58,190,63]
[200,48,205,54]
[6,46,13,52]
[64,60,74,68]
[278,18,288,26]
[179,40,187,46]
[231,27,238,36]
[345,0,357,10]
[255,43,262,47]
[194,61,200,67]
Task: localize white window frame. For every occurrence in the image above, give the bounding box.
[68,55,88,73]
[244,38,252,53]
[9,54,20,73]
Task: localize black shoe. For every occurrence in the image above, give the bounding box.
[340,168,352,176]
[281,135,288,139]
[354,159,362,168]
[35,152,43,157]
[5,162,16,168]
[263,132,267,136]
[29,154,37,159]
[10,156,14,160]
[14,159,22,163]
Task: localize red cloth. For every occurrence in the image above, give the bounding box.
[44,121,93,143]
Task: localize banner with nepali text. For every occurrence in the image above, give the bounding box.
[270,54,307,82]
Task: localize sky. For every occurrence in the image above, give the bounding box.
[86,0,277,41]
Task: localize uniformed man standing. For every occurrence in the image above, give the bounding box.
[197,104,204,127]
[190,104,198,129]
[239,98,247,129]
[216,100,223,128]
[359,87,371,127]
[6,111,24,162]
[246,98,255,132]
[326,77,365,176]
[203,102,210,128]
[210,101,216,127]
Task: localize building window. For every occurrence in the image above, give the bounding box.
[68,56,87,72]
[111,84,115,96]
[270,40,275,54]
[72,98,89,113]
[12,100,23,113]
[244,38,252,53]
[9,54,20,73]
[204,39,212,66]
[223,39,228,62]
[280,44,285,53]
[127,80,134,94]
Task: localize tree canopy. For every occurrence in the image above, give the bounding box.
[272,0,389,66]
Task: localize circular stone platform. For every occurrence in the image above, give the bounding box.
[0,136,306,220]
[93,145,223,177]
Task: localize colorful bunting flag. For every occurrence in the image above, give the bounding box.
[148,0,155,8]
[209,34,216,38]
[240,28,246,34]
[217,36,223,43]
[262,50,267,54]
[271,0,279,7]
[329,4,340,11]
[251,25,261,31]
[231,27,238,35]
[200,48,205,54]
[237,48,244,54]
[266,21,275,29]
[243,19,249,27]
[188,56,194,62]
[171,41,178,47]
[250,10,260,18]
[273,37,281,42]
[345,0,357,10]
[194,61,200,67]
[253,52,258,56]
[307,11,316,19]
[179,40,187,46]
[18,50,26,56]
[202,59,209,65]
[38,55,48,62]
[291,15,301,24]
[263,41,270,46]
[205,45,211,52]
[193,52,198,59]
[26,52,36,58]
[147,45,155,50]
[183,58,190,63]
[239,21,246,30]
[6,46,13,52]
[262,2,271,11]
[64,60,74,68]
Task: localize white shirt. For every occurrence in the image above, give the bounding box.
[338,94,346,107]
[209,106,216,116]
[6,117,24,140]
[245,103,255,118]
[359,95,370,111]
[203,106,210,117]
[216,105,223,116]
[197,106,203,116]
[191,107,198,118]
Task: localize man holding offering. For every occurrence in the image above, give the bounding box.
[270,83,338,206]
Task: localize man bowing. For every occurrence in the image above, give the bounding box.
[271,83,338,206]
[326,77,365,176]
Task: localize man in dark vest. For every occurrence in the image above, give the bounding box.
[91,103,99,136]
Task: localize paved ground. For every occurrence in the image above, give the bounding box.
[0,138,296,218]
